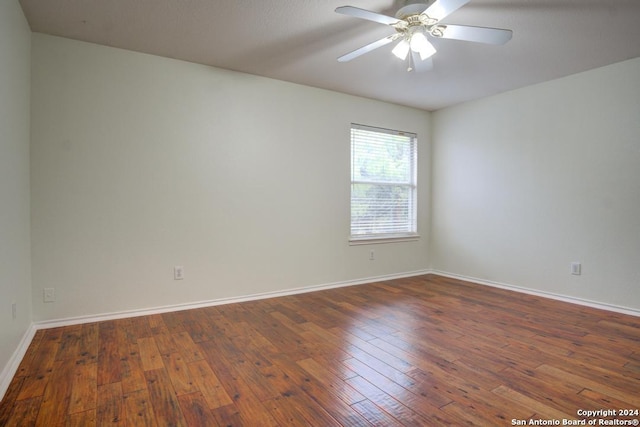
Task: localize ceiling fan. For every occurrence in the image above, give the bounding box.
[335,0,513,72]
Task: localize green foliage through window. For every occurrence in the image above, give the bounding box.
[351,124,417,239]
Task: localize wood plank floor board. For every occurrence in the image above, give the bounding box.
[263,391,342,427]
[443,357,511,392]
[577,387,638,410]
[129,316,154,340]
[197,341,281,426]
[580,331,638,357]
[144,368,188,427]
[176,391,220,427]
[268,310,308,335]
[500,339,563,368]
[345,374,434,426]
[219,357,282,403]
[347,348,413,388]
[119,343,148,395]
[438,381,538,425]
[296,358,366,406]
[97,322,122,386]
[137,337,164,372]
[350,398,402,426]
[2,396,42,427]
[67,408,97,427]
[268,353,372,427]
[186,359,233,410]
[1,274,638,426]
[406,363,493,409]
[13,369,50,402]
[491,385,573,420]
[342,356,453,413]
[375,330,463,365]
[35,359,74,426]
[170,331,205,364]
[77,323,100,366]
[347,356,452,408]
[95,382,125,426]
[68,361,98,415]
[122,387,159,427]
[340,330,416,373]
[496,366,589,414]
[536,364,640,407]
[323,306,398,340]
[54,324,83,363]
[282,296,344,330]
[162,352,198,396]
[210,404,244,427]
[271,302,310,325]
[536,353,640,392]
[182,316,215,344]
[149,316,181,357]
[0,376,24,425]
[296,323,355,364]
[15,328,61,401]
[229,318,282,355]
[159,311,186,335]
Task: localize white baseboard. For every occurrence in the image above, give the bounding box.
[0,323,37,401]
[30,269,639,329]
[33,269,433,330]
[430,269,640,317]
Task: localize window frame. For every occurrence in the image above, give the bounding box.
[349,123,419,245]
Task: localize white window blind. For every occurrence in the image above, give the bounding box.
[350,123,417,241]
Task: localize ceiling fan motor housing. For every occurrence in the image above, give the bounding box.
[394,6,443,43]
[395,1,430,19]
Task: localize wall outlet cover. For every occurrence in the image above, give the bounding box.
[571,262,582,276]
[44,287,55,302]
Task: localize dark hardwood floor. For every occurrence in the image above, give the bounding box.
[1,274,638,426]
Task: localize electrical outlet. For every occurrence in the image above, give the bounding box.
[43,288,55,302]
[174,266,184,280]
[369,250,375,261]
[570,262,581,276]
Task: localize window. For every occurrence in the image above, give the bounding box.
[350,123,418,243]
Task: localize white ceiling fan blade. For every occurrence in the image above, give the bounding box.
[338,34,398,62]
[423,0,470,22]
[438,24,513,45]
[335,6,400,26]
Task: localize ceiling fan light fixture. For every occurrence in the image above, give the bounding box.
[418,40,436,60]
[392,39,410,60]
[409,31,436,60]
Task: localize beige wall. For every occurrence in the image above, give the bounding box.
[0,0,32,393]
[431,57,640,311]
[30,34,432,322]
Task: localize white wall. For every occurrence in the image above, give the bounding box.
[0,0,32,388]
[431,57,640,311]
[30,34,431,322]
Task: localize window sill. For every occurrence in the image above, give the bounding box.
[349,234,420,245]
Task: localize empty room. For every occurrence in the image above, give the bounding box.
[1,0,639,425]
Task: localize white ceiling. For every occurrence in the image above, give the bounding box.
[19,0,640,111]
